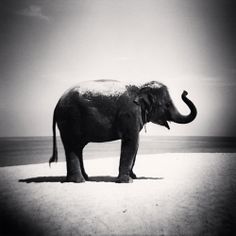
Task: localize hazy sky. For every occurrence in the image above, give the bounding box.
[0,0,235,137]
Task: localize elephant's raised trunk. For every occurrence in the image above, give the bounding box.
[170,91,197,124]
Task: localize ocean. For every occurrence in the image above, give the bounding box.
[0,136,235,167]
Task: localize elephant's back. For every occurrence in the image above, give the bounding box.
[71,80,128,97]
[57,79,138,112]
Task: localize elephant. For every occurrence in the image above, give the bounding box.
[49,80,197,183]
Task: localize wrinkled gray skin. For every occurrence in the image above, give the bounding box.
[49,80,197,183]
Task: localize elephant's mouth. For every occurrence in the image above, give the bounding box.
[163,120,170,130]
[158,120,170,130]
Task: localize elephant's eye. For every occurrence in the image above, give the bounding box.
[166,103,170,108]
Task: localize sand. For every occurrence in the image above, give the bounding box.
[0,153,235,235]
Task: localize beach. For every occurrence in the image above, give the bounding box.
[0,152,235,235]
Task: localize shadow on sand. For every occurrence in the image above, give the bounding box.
[19,176,164,183]
[19,176,66,183]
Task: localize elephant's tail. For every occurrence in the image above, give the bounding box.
[49,107,58,166]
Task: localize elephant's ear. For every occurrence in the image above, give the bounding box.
[134,93,154,111]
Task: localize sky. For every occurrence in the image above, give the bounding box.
[0,0,235,137]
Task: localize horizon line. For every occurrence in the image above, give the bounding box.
[0,135,236,139]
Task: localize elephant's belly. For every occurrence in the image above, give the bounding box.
[89,135,120,143]
[84,125,120,142]
[80,105,121,142]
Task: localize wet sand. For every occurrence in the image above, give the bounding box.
[0,153,235,235]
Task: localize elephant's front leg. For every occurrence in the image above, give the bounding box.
[130,147,138,179]
[117,136,139,183]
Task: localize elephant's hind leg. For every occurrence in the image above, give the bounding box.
[74,147,89,181]
[65,150,85,183]
[58,123,86,183]
[58,113,88,182]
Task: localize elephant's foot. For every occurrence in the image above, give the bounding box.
[130,171,137,179]
[116,174,133,183]
[66,174,85,183]
[83,172,89,181]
